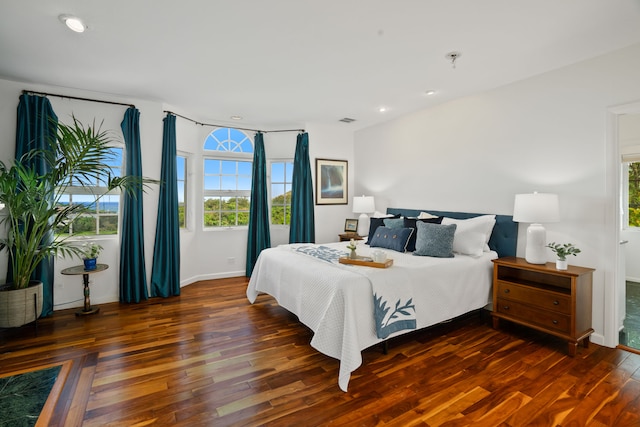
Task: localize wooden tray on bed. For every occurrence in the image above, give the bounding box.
[339,256,393,268]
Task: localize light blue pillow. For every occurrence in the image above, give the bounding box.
[413,222,457,258]
[383,217,404,229]
[369,226,414,252]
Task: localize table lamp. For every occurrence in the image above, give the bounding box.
[513,192,560,264]
[353,195,375,237]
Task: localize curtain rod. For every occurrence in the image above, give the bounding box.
[22,90,135,109]
[165,110,304,134]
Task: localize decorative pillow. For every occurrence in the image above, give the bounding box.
[403,216,443,252]
[367,214,400,243]
[383,217,405,229]
[418,211,439,219]
[369,226,414,253]
[441,215,496,252]
[413,222,457,258]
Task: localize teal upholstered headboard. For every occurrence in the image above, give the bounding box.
[386,208,517,259]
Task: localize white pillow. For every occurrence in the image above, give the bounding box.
[451,230,486,257]
[441,215,496,252]
[417,211,438,219]
[372,211,394,218]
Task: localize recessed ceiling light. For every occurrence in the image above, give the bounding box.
[59,14,86,33]
[230,115,243,120]
[425,90,436,96]
[378,106,387,113]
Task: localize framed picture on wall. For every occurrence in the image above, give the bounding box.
[344,218,358,232]
[315,158,348,205]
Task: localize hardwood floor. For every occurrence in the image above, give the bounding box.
[1,277,640,426]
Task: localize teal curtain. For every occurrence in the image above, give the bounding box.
[245,132,271,276]
[289,132,315,243]
[13,94,58,317]
[119,107,148,303]
[150,114,180,297]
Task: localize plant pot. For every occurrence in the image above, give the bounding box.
[556,259,568,270]
[0,281,43,328]
[84,258,97,271]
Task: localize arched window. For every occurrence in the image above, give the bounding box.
[203,128,253,227]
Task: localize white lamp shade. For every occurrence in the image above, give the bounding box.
[353,196,375,214]
[513,193,559,224]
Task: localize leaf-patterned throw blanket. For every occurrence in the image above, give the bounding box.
[293,244,417,339]
[373,294,416,339]
[294,245,345,263]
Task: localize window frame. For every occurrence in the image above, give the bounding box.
[202,128,254,230]
[57,145,124,239]
[177,152,189,230]
[269,159,294,227]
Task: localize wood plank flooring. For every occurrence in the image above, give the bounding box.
[1,277,640,426]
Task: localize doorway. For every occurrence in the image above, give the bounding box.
[616,111,640,351]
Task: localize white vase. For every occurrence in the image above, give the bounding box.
[556,259,568,270]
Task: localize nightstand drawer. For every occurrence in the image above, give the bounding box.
[497,281,571,314]
[496,298,571,334]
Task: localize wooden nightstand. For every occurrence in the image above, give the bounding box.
[491,256,594,356]
[339,232,364,242]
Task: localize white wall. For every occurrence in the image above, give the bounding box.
[0,78,357,310]
[354,42,640,347]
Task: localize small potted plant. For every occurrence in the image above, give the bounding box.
[82,242,103,271]
[546,242,581,270]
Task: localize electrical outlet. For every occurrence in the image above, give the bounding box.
[227,257,235,264]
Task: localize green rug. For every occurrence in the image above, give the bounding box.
[0,365,61,427]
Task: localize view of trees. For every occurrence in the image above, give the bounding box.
[204,197,250,227]
[56,213,118,236]
[271,191,291,225]
[630,162,640,226]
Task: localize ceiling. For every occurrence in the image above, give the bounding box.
[2,1,640,131]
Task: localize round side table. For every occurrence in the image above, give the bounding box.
[61,263,109,316]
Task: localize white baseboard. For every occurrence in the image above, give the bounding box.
[590,332,606,347]
[180,270,246,288]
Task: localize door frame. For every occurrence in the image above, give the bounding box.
[605,100,640,348]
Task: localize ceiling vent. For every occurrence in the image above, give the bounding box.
[339,117,356,123]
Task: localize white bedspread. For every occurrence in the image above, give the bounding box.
[246,242,496,391]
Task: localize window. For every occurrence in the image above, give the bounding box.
[625,161,640,227]
[57,146,123,236]
[177,155,187,229]
[203,128,253,228]
[271,161,293,225]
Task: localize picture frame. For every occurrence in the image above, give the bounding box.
[344,218,358,232]
[315,158,348,205]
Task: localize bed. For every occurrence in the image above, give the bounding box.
[246,208,517,391]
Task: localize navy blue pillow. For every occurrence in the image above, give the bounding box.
[367,214,400,243]
[404,216,443,252]
[413,222,456,258]
[369,226,414,253]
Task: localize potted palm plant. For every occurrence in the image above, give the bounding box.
[0,117,151,327]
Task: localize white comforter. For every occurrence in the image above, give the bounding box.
[246,242,497,391]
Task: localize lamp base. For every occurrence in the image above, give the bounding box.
[524,223,547,264]
[357,213,369,237]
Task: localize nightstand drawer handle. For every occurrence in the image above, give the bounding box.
[504,289,510,293]
[552,320,558,325]
[503,305,510,310]
[553,300,559,305]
